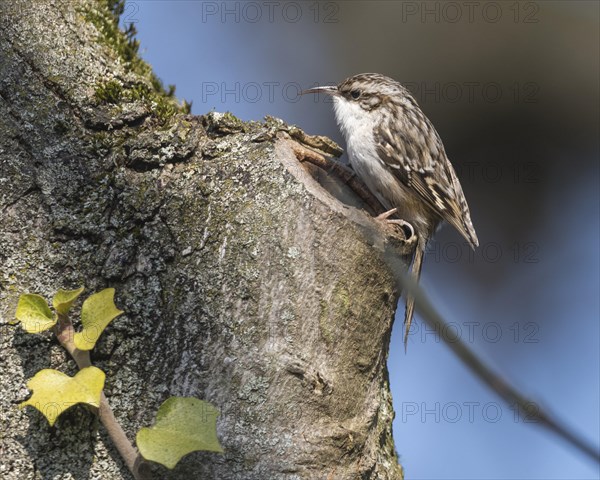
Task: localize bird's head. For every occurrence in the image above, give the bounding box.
[302,73,412,111]
[303,73,413,140]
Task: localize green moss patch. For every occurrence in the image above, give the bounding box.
[84,1,191,124]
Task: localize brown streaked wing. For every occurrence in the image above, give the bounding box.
[374,107,476,245]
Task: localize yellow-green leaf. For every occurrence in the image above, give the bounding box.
[73,288,123,351]
[19,367,105,426]
[137,397,223,469]
[15,294,56,333]
[52,286,85,316]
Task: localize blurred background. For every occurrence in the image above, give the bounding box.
[123,1,599,478]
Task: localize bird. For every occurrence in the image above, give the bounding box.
[302,73,478,349]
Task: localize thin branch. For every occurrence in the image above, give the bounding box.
[54,315,153,480]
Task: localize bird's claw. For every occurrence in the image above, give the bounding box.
[375,208,416,244]
[375,208,399,221]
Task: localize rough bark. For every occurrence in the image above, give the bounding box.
[0,1,407,478]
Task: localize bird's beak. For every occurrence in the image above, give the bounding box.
[301,85,338,96]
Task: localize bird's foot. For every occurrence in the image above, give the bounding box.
[375,208,416,245]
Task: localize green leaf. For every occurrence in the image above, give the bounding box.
[52,286,85,316]
[15,294,56,333]
[74,288,123,351]
[19,367,105,426]
[137,397,223,469]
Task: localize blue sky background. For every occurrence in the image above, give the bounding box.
[123,2,599,478]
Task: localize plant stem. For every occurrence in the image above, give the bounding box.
[55,314,153,480]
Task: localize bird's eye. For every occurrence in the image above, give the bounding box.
[350,90,361,99]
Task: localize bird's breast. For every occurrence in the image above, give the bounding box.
[346,124,438,237]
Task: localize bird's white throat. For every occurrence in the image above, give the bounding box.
[332,96,375,143]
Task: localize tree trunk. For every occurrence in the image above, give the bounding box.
[0,1,406,478]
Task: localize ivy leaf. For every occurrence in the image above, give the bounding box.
[74,288,123,351]
[137,397,223,469]
[19,367,105,426]
[52,286,85,316]
[15,294,56,333]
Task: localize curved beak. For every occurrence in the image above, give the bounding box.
[301,85,338,96]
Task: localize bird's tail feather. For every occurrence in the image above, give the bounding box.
[404,236,426,351]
